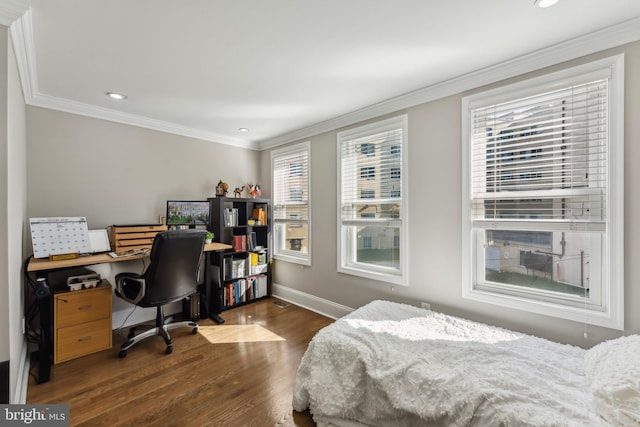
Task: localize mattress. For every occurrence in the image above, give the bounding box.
[293,300,639,426]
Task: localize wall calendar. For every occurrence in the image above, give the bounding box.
[29,217,92,259]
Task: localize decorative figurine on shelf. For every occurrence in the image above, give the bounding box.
[215,180,229,197]
[233,186,245,198]
[246,184,262,198]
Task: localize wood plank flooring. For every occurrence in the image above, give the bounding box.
[27,298,333,426]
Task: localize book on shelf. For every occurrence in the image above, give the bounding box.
[231,259,245,278]
[224,208,238,227]
[247,231,257,251]
[256,274,268,298]
[237,278,248,303]
[223,257,233,280]
[226,283,234,306]
[232,235,247,251]
[250,263,268,275]
[249,252,258,266]
[252,207,267,225]
[246,277,254,300]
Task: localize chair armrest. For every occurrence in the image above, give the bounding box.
[114,272,146,305]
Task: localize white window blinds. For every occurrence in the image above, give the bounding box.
[337,115,408,286]
[340,124,404,225]
[470,75,609,233]
[272,142,310,264]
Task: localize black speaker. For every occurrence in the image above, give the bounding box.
[35,291,52,384]
[182,293,200,321]
[34,277,51,300]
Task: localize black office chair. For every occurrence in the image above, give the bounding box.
[114,229,206,358]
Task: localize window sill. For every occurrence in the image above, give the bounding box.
[273,253,311,266]
[462,286,623,330]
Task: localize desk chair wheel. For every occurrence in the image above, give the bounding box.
[165,345,173,354]
[118,349,128,358]
[192,327,198,334]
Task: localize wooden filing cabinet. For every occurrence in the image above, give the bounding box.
[107,224,167,253]
[54,283,112,364]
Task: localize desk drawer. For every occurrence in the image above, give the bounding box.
[55,286,111,327]
[55,318,112,363]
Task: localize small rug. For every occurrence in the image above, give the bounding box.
[198,324,285,344]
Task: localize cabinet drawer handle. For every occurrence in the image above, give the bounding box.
[78,305,92,310]
[78,336,92,342]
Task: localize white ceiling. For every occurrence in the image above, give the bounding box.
[3,0,640,150]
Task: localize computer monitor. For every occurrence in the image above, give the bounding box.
[166,200,210,228]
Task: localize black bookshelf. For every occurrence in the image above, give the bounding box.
[204,197,271,323]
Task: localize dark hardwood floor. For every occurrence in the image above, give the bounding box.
[27,298,333,426]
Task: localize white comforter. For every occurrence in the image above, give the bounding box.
[293,300,609,427]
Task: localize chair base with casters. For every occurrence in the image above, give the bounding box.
[118,304,199,358]
[114,229,207,358]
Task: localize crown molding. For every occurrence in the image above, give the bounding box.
[29,93,259,150]
[5,2,640,153]
[9,8,37,103]
[0,0,28,27]
[257,16,640,151]
[7,7,258,150]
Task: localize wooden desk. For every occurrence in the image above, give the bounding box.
[27,241,231,321]
[27,242,231,272]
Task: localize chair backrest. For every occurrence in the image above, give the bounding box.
[140,230,206,306]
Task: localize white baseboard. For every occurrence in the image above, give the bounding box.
[111,301,182,331]
[14,340,29,404]
[271,283,353,320]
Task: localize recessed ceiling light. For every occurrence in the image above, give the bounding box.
[106,92,127,100]
[238,128,249,132]
[534,0,559,7]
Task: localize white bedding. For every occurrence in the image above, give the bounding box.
[293,300,612,427]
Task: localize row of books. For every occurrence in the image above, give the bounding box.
[232,232,261,251]
[248,251,267,274]
[224,208,239,227]
[223,258,246,280]
[223,206,267,228]
[222,275,268,307]
[223,253,268,279]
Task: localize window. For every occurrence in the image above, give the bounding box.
[390,167,400,180]
[290,162,303,176]
[462,56,624,329]
[361,143,375,156]
[360,190,375,199]
[290,188,303,201]
[272,141,311,265]
[338,115,408,286]
[360,166,375,179]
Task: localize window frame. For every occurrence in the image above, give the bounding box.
[337,115,409,286]
[461,55,624,330]
[271,141,311,266]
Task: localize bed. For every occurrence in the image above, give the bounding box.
[293,300,640,427]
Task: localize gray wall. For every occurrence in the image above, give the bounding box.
[265,41,640,348]
[27,107,261,229]
[26,107,262,327]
